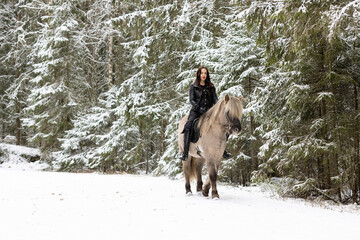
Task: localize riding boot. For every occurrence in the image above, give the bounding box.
[223,151,232,159]
[179,130,190,161]
[223,133,232,159]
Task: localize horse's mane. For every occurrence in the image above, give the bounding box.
[198,95,243,136]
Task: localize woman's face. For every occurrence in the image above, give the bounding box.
[200,68,207,82]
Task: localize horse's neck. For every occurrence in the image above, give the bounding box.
[203,111,227,138]
[212,109,227,127]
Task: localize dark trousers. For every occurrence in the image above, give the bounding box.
[182,110,201,133]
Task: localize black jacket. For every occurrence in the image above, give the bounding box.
[189,83,218,113]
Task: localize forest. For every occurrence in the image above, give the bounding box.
[1,0,359,204]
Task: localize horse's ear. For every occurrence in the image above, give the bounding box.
[238,96,245,102]
[225,94,230,103]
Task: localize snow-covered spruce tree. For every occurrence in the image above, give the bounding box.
[176,0,227,77]
[75,0,113,104]
[56,87,141,172]
[247,0,360,202]
[247,0,335,197]
[55,0,118,171]
[99,1,182,173]
[0,0,39,144]
[23,0,92,151]
[0,1,15,140]
[211,3,265,185]
[117,1,178,173]
[58,1,183,173]
[325,0,360,203]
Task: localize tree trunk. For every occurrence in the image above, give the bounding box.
[330,77,341,200]
[83,0,95,102]
[329,57,339,192]
[317,157,325,189]
[354,82,360,202]
[250,116,258,171]
[212,0,218,48]
[158,119,166,162]
[248,76,258,171]
[16,102,21,145]
[1,104,5,140]
[325,156,331,189]
[319,98,328,189]
[15,8,22,145]
[108,0,115,86]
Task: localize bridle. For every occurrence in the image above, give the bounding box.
[224,111,235,134]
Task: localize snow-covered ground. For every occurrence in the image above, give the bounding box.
[0,143,49,171]
[1,168,359,240]
[1,143,360,240]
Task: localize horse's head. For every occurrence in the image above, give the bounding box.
[223,94,244,135]
[198,94,244,137]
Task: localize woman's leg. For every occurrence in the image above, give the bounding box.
[179,130,190,161]
[180,111,199,161]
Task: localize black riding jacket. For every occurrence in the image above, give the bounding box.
[189,83,218,113]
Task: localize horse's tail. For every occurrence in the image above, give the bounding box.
[189,157,197,182]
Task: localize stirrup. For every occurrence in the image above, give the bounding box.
[179,153,188,161]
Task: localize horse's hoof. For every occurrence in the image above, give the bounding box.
[202,188,209,197]
[186,191,193,196]
[212,194,220,199]
[212,196,220,200]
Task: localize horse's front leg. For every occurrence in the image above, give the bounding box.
[208,161,220,199]
[182,159,192,194]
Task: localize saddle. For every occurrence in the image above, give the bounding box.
[190,118,201,143]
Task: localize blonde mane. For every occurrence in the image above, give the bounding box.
[198,95,243,136]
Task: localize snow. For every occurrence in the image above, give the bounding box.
[328,0,360,40]
[0,168,359,240]
[1,144,360,239]
[0,143,49,171]
[0,143,40,157]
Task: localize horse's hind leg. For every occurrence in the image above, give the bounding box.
[205,161,220,199]
[182,158,192,194]
[195,158,204,192]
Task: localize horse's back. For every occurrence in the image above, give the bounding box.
[178,115,188,134]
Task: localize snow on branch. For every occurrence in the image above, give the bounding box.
[328,0,360,41]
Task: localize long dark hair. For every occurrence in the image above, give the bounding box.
[194,66,214,88]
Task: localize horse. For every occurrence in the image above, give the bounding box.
[178,94,244,199]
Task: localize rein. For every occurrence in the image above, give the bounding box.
[224,111,233,134]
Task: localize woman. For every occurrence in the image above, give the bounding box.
[180,66,231,161]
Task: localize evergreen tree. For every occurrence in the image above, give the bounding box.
[0,0,38,144]
[1,0,360,204]
[214,3,264,185]
[23,0,92,150]
[58,0,182,173]
[249,0,360,202]
[0,1,15,140]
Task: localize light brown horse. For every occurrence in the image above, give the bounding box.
[178,94,244,198]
